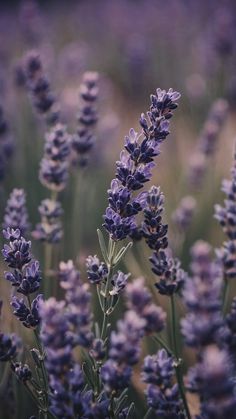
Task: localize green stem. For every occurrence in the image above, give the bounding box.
[100,238,117,341]
[151,335,175,357]
[26,296,49,417]
[143,407,153,419]
[170,295,191,419]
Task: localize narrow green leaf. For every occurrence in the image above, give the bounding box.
[113,241,133,265]
[97,229,108,263]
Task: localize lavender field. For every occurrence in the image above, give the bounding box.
[1,1,236,418]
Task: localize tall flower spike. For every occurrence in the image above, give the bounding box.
[142,349,184,418]
[3,188,30,236]
[72,71,99,167]
[39,123,71,192]
[172,195,196,231]
[2,228,42,332]
[24,51,59,125]
[150,250,186,296]
[215,149,236,280]
[188,99,228,188]
[187,346,236,419]
[141,185,168,251]
[32,199,63,243]
[103,88,180,241]
[59,260,94,348]
[101,277,166,394]
[181,241,223,349]
[39,298,85,418]
[0,105,14,182]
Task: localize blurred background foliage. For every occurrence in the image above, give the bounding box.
[0,0,236,417]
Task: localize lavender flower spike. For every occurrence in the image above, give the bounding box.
[39,123,71,192]
[2,228,42,329]
[24,51,59,125]
[103,88,180,241]
[72,71,99,167]
[3,188,30,236]
[142,349,184,418]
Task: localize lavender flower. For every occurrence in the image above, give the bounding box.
[150,250,186,296]
[142,349,184,418]
[103,88,180,241]
[102,277,165,394]
[215,151,236,280]
[59,260,94,348]
[86,255,108,285]
[24,51,59,125]
[141,185,168,251]
[11,362,32,382]
[11,294,42,329]
[181,241,223,349]
[2,228,41,297]
[39,123,71,192]
[126,277,166,334]
[110,271,129,295]
[101,360,132,393]
[32,199,63,243]
[188,99,228,188]
[72,71,99,167]
[0,105,14,181]
[172,195,196,231]
[39,298,85,418]
[187,346,236,419]
[3,189,30,235]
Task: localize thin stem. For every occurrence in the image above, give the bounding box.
[143,407,153,419]
[26,296,49,416]
[100,239,116,341]
[170,295,191,419]
[151,335,175,357]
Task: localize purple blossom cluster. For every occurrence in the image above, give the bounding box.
[142,349,184,418]
[24,51,59,125]
[59,260,94,348]
[103,88,180,241]
[150,250,186,296]
[215,151,236,279]
[188,99,229,189]
[101,278,166,393]
[2,228,42,328]
[72,71,99,167]
[181,241,223,348]
[39,123,71,192]
[32,198,63,243]
[3,188,30,236]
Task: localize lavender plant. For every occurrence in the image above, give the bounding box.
[2,79,236,419]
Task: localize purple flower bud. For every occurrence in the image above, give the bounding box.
[86,255,108,285]
[32,199,63,244]
[101,360,132,393]
[72,71,99,167]
[3,189,30,236]
[11,294,42,328]
[110,271,129,295]
[150,250,186,296]
[11,362,32,382]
